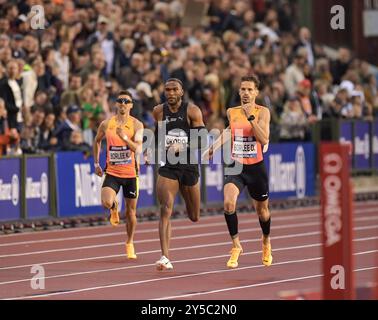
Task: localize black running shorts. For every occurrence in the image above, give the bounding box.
[158,165,199,186]
[102,173,139,199]
[224,161,269,201]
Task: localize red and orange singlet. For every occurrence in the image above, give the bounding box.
[229,106,264,165]
[105,116,138,178]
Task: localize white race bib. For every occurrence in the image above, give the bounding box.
[109,146,132,165]
[165,130,188,149]
[232,136,257,158]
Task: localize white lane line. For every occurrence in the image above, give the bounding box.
[4,251,377,300]
[1,215,376,258]
[1,202,376,243]
[156,266,378,300]
[1,225,377,271]
[0,212,320,247]
[1,238,376,288]
[1,204,327,239]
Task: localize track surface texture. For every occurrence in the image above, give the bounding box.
[0,201,377,300]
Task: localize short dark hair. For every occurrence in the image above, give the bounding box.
[165,78,183,87]
[118,90,133,99]
[241,75,260,89]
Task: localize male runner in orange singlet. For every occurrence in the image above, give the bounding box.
[93,90,143,259]
[203,75,273,268]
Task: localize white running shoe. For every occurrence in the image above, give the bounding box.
[155,255,173,271]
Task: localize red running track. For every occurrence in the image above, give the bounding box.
[0,201,377,300]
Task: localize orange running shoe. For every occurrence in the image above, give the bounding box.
[126,243,137,259]
[109,200,120,226]
[262,238,273,266]
[226,247,243,269]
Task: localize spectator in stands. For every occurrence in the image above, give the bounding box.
[0,59,23,130]
[19,106,45,154]
[53,104,82,149]
[331,47,352,85]
[279,97,308,142]
[63,130,91,153]
[294,27,315,68]
[60,74,82,108]
[39,112,58,152]
[284,50,306,97]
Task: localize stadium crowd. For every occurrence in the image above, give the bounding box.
[0,0,377,156]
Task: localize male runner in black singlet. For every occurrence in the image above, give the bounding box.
[153,78,206,270]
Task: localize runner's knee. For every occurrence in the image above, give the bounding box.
[224,199,236,213]
[102,199,113,209]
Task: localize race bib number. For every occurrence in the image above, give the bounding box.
[109,146,132,165]
[165,130,188,149]
[232,136,257,158]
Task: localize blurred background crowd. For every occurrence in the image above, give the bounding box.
[0,0,377,156]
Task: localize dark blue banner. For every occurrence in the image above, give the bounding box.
[25,156,50,219]
[137,164,155,208]
[264,143,315,199]
[55,152,105,217]
[0,157,21,221]
[372,119,378,169]
[339,121,353,168]
[354,121,370,169]
[56,152,157,217]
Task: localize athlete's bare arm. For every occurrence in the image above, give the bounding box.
[93,120,109,177]
[152,104,164,122]
[244,105,270,146]
[202,108,232,160]
[187,103,205,128]
[116,118,144,154]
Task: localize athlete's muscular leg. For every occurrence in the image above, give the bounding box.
[179,181,200,222]
[157,175,180,259]
[125,197,137,244]
[224,183,242,249]
[253,199,271,245]
[101,187,117,209]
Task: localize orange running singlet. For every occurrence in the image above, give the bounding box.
[105,116,138,178]
[229,106,264,165]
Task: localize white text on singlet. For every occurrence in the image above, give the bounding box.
[232,136,257,158]
[109,146,132,165]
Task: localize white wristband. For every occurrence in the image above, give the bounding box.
[94,162,100,167]
[123,135,128,142]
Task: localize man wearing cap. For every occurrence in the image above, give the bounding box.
[53,104,82,149]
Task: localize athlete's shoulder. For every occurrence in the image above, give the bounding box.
[131,116,144,129]
[187,102,202,113]
[100,118,112,130]
[256,104,270,114]
[227,106,242,115]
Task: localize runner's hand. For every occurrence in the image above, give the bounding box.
[94,164,103,177]
[167,143,184,154]
[116,127,127,141]
[202,146,214,161]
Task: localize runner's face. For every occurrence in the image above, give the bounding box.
[164,82,183,106]
[116,95,133,115]
[239,81,258,104]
